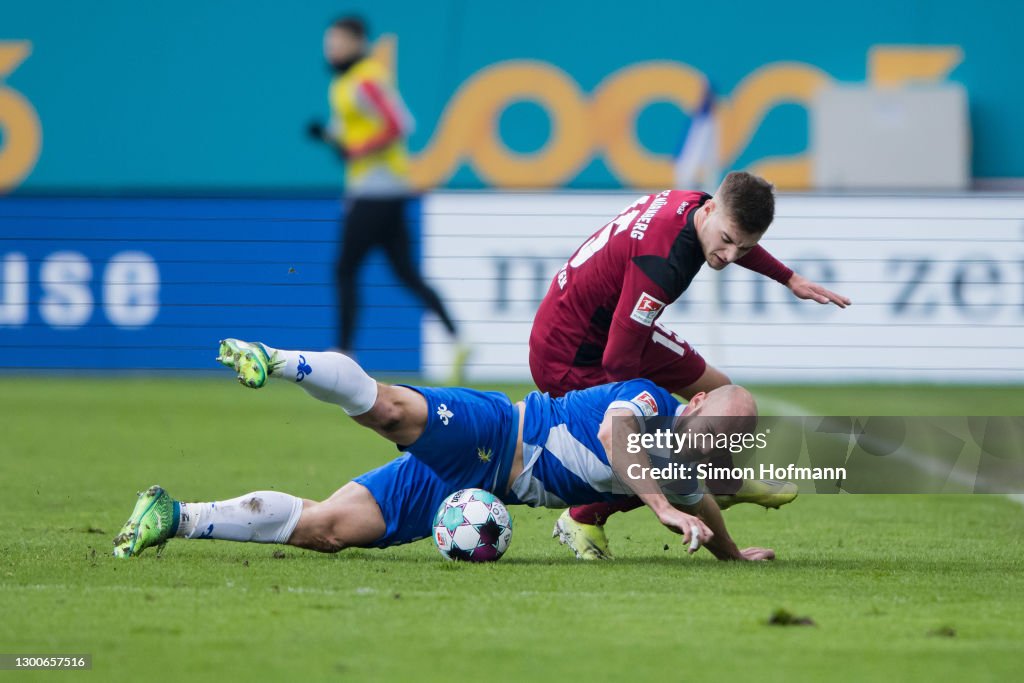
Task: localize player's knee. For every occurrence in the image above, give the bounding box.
[317,526,350,553]
[293,503,350,553]
[358,392,406,435]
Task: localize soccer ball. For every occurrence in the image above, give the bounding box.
[432,488,513,562]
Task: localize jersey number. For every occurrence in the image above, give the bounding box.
[567,197,646,268]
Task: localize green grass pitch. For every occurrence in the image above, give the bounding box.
[2,377,1023,682]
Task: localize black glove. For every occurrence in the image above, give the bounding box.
[307,120,349,160]
[306,120,327,141]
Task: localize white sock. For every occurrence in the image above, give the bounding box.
[264,347,378,416]
[175,491,303,544]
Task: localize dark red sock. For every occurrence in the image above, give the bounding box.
[569,498,644,525]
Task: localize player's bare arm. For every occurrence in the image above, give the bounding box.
[598,408,712,552]
[678,494,775,561]
[693,194,852,308]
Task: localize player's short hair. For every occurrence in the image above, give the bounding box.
[331,15,368,39]
[716,171,775,234]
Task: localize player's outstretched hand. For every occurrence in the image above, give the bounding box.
[656,508,713,554]
[786,273,851,308]
[738,547,776,561]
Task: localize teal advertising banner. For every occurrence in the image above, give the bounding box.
[0,0,1020,192]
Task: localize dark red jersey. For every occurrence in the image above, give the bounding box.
[530,190,792,382]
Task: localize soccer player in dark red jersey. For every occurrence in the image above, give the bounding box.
[531,171,851,559]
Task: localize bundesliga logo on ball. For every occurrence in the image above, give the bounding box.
[432,489,513,561]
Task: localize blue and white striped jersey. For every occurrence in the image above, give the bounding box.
[508,379,701,508]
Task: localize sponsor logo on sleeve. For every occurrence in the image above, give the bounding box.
[631,391,659,417]
[629,292,666,326]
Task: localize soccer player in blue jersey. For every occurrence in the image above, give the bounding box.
[112,341,773,562]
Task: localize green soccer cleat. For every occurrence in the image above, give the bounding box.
[552,509,612,560]
[216,338,282,389]
[714,479,799,511]
[112,485,177,558]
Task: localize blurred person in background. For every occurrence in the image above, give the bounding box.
[307,16,468,380]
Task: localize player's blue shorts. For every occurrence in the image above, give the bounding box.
[398,385,519,496]
[352,453,453,548]
[351,386,518,548]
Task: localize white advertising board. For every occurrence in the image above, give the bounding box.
[422,192,1024,384]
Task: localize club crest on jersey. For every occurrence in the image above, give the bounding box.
[630,292,665,326]
[631,391,659,417]
[436,404,454,426]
